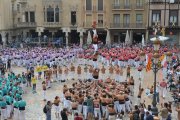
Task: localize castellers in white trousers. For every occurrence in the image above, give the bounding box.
[119,103,125,113]
[19,110,25,120]
[83,105,88,119]
[13,108,19,120]
[94,108,101,119]
[1,108,7,120]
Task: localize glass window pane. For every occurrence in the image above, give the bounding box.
[47,6,54,22]
[55,7,59,22]
[25,12,29,22]
[98,0,103,11]
[86,0,92,10]
[30,12,35,22]
[113,14,120,23]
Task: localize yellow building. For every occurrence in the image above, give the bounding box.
[109,0,148,44]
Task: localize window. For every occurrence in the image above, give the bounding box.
[86,14,92,27]
[114,0,120,5]
[123,14,130,27]
[98,0,103,11]
[43,7,46,22]
[25,12,29,22]
[152,10,161,23]
[113,14,120,23]
[18,18,20,22]
[136,0,143,6]
[98,14,103,27]
[136,14,143,23]
[86,0,92,11]
[55,7,59,22]
[30,12,35,22]
[47,6,54,22]
[123,14,130,25]
[71,11,76,25]
[169,10,178,25]
[17,4,20,12]
[124,0,130,6]
[113,0,120,9]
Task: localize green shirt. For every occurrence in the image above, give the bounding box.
[0,101,7,107]
[13,101,19,108]
[18,100,26,107]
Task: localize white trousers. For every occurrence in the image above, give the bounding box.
[7,105,12,118]
[114,101,120,113]
[93,44,98,52]
[125,100,131,112]
[77,104,82,114]
[19,110,25,120]
[43,90,46,100]
[1,108,7,120]
[83,106,87,119]
[13,108,19,120]
[161,87,167,98]
[94,108,101,119]
[119,103,125,113]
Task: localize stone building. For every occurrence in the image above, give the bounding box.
[0,0,179,46]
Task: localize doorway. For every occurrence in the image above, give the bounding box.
[70,30,80,45]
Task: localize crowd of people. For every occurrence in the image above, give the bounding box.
[0,44,179,120]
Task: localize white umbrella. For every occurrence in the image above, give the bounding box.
[142,34,145,46]
[87,31,92,45]
[125,30,130,44]
[106,30,111,45]
[150,36,169,41]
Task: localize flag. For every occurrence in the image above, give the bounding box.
[146,54,152,72]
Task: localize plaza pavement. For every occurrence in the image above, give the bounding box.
[8,62,178,120]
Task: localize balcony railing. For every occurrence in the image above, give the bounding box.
[112,4,132,10]
[150,0,164,4]
[169,22,179,27]
[18,0,27,4]
[135,5,144,9]
[112,4,120,9]
[110,23,146,28]
[16,22,36,28]
[43,22,62,27]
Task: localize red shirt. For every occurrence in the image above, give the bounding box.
[74,116,83,120]
[160,81,167,88]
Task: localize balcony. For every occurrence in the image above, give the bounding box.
[112,4,132,10]
[110,23,146,29]
[43,22,62,28]
[150,0,164,4]
[18,0,27,4]
[16,22,36,28]
[135,4,144,10]
[169,22,179,28]
[112,4,120,9]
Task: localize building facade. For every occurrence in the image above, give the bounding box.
[109,0,147,44]
[147,0,180,45]
[0,0,179,46]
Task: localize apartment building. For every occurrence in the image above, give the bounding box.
[109,0,147,44]
[147,0,180,45]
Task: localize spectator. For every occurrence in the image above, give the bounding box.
[145,111,154,120]
[160,103,169,120]
[45,101,52,120]
[74,112,83,120]
[61,108,69,120]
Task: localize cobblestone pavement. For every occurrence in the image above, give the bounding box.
[9,61,178,120]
